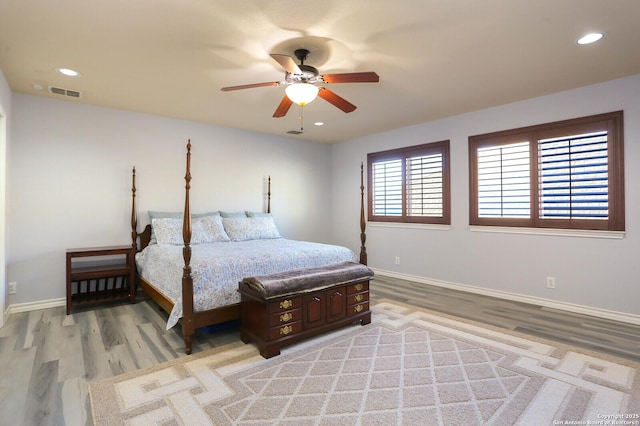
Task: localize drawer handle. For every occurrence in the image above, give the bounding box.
[280,325,293,335]
[354,294,364,302]
[280,312,293,322]
[354,283,363,291]
[354,304,364,313]
[279,300,293,309]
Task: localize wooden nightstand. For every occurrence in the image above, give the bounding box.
[66,245,136,314]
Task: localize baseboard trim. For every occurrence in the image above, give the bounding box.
[372,268,640,326]
[6,298,65,316]
[5,273,640,327]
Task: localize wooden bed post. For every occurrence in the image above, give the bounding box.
[360,162,368,265]
[182,140,195,354]
[131,167,138,250]
[267,176,271,214]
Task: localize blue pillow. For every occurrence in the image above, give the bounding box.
[245,211,271,218]
[219,211,248,218]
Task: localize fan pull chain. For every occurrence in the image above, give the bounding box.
[298,105,304,132]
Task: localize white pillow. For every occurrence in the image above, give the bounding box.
[152,218,183,245]
[222,216,282,241]
[196,214,230,243]
[153,215,230,245]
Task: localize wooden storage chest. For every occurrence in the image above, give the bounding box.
[238,262,373,358]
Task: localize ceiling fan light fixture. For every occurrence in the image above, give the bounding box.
[285,83,319,106]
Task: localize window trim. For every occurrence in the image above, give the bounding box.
[368,140,451,225]
[468,111,625,231]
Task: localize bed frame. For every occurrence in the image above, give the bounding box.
[130,140,367,354]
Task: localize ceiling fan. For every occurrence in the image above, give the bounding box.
[221,49,379,118]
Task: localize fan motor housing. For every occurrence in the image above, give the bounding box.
[298,64,319,78]
[286,64,319,84]
[291,48,319,81]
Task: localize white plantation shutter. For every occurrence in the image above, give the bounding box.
[407,153,444,217]
[372,159,402,216]
[477,142,530,218]
[538,131,608,220]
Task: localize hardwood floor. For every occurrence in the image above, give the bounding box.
[1,275,638,425]
[371,275,640,361]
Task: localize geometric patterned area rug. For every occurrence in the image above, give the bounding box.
[89,300,640,425]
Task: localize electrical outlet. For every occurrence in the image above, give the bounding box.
[395,256,400,265]
[8,282,17,294]
[546,277,556,289]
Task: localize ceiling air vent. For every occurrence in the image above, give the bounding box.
[49,86,82,98]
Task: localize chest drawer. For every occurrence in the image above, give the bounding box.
[349,301,370,317]
[347,292,369,305]
[268,296,301,314]
[269,309,302,327]
[268,321,303,340]
[347,281,369,294]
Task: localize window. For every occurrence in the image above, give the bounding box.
[469,111,624,231]
[368,140,450,224]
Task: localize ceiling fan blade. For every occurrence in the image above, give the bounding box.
[322,72,380,84]
[270,54,302,74]
[221,81,279,91]
[318,88,357,113]
[273,95,293,118]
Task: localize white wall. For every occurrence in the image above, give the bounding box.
[7,94,333,306]
[0,69,12,325]
[331,74,640,318]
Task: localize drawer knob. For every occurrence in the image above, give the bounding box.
[354,283,363,291]
[279,299,293,309]
[354,294,363,302]
[354,304,364,313]
[280,312,292,322]
[280,325,293,335]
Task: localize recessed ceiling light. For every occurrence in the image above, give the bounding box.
[56,67,81,77]
[577,32,604,45]
[314,121,324,126]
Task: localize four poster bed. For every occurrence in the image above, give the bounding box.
[131,140,368,354]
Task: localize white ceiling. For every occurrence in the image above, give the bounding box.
[1,1,639,143]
